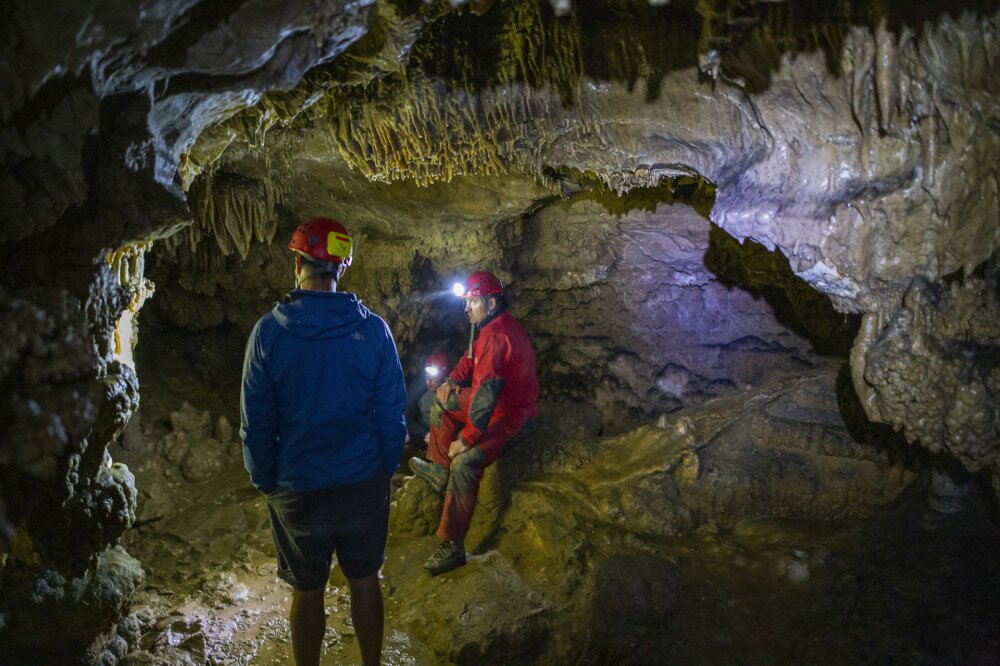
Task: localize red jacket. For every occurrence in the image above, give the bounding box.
[449,311,539,446]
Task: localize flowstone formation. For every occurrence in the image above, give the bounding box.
[2,0,1000,661]
[0,263,145,658]
[859,267,1000,475]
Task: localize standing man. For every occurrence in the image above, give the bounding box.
[240,217,406,666]
[409,271,539,575]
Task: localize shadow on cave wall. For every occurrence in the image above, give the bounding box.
[500,170,868,433]
[548,168,861,361]
[696,224,916,466]
[703,224,860,357]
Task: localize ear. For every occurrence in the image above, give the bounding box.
[487,295,497,312]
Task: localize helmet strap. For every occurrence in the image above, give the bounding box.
[295,254,344,289]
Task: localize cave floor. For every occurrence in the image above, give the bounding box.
[645,496,1000,664]
[117,413,1000,665]
[119,454,434,665]
[117,330,1000,663]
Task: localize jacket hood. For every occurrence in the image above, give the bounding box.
[272,290,370,340]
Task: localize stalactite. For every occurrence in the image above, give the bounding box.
[104,242,154,367]
[160,165,285,269]
[309,0,582,188]
[874,18,897,133]
[105,242,151,294]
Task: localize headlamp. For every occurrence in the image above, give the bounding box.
[425,366,441,377]
[452,282,465,297]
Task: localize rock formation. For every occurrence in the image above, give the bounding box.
[1,0,998,660]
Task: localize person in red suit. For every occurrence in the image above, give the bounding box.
[409,271,540,575]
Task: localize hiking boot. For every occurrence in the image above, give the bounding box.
[423,540,466,575]
[409,457,448,493]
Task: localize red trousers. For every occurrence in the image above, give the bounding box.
[427,387,530,542]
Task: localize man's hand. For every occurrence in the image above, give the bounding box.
[435,381,455,403]
[448,439,469,459]
[424,432,431,445]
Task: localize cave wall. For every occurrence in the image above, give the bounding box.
[0,0,382,656]
[170,0,1000,459]
[147,171,850,434]
[1,0,999,658]
[183,0,1000,311]
[513,197,855,430]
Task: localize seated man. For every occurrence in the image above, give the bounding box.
[406,353,451,448]
[409,271,539,575]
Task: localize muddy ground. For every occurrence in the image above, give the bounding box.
[114,357,1000,664]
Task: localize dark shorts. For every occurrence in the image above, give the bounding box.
[266,472,390,590]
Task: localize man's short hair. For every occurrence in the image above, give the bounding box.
[313,271,341,282]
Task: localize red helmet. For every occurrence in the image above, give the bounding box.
[461,271,504,299]
[424,353,450,378]
[289,217,353,266]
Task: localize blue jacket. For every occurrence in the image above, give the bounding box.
[240,290,406,493]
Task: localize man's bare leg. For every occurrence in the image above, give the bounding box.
[290,586,326,665]
[347,574,384,665]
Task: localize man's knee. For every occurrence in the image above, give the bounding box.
[447,447,484,493]
[429,400,444,427]
[293,586,326,604]
[430,396,459,427]
[346,574,380,593]
[435,391,461,412]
